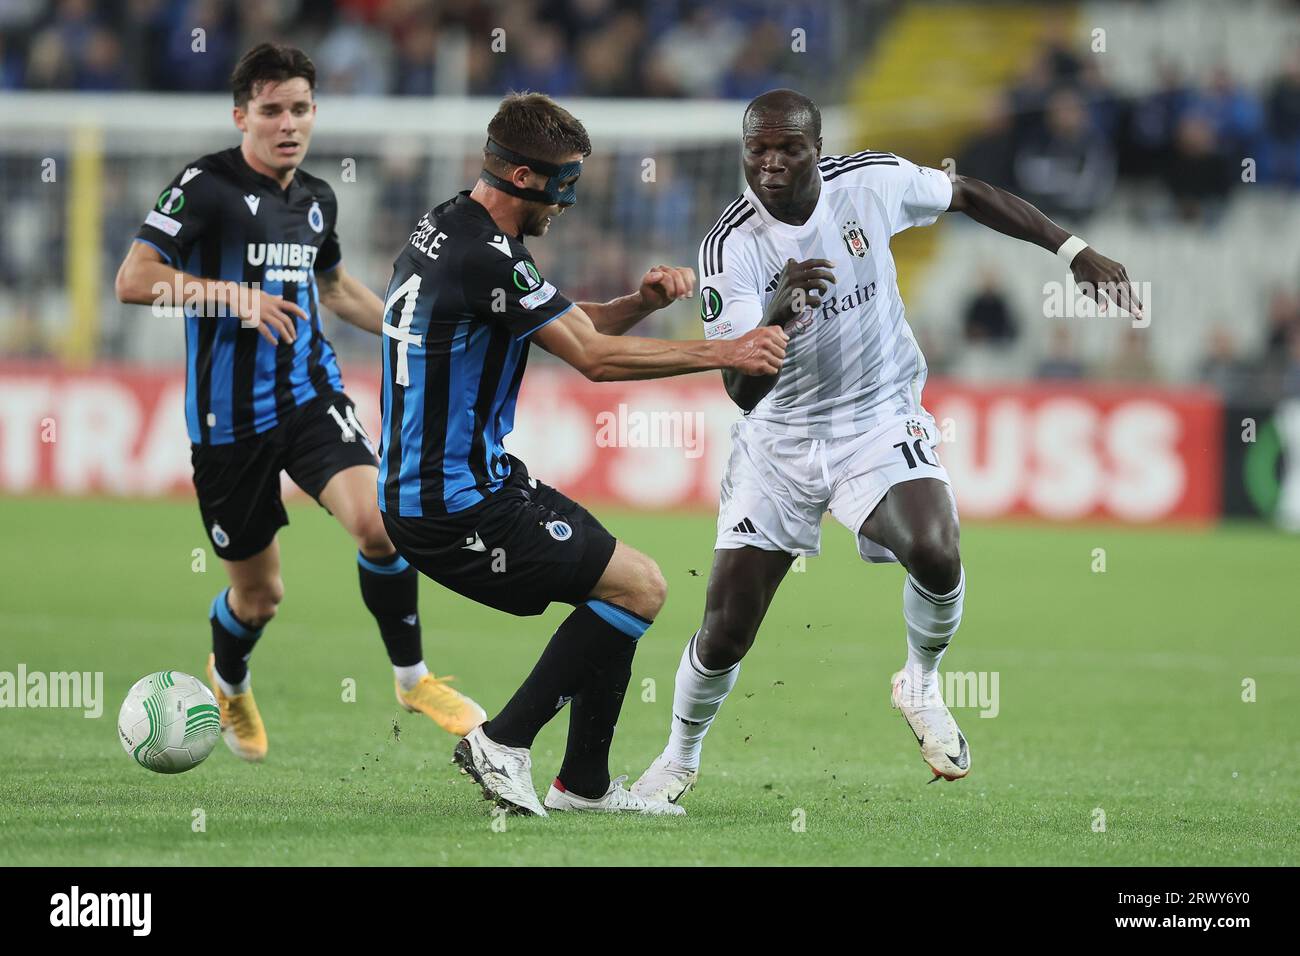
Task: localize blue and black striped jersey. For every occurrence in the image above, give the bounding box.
[133,146,345,445]
[378,191,574,517]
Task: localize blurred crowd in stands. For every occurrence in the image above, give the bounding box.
[948,35,1300,402]
[3,0,1300,402]
[959,37,1300,221]
[0,0,843,101]
[942,269,1300,404]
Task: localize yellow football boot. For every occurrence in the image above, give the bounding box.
[206,654,268,762]
[396,673,486,736]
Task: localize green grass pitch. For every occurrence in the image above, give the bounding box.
[1,495,1296,866]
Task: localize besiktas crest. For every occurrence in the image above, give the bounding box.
[841,219,869,258]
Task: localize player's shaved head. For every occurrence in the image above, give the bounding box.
[743,89,821,141]
[740,89,823,225]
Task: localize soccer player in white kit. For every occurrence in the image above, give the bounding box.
[633,89,1141,800]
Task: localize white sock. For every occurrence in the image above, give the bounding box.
[213,667,250,697]
[665,632,740,770]
[394,661,429,691]
[902,565,965,695]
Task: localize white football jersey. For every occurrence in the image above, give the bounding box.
[699,151,953,438]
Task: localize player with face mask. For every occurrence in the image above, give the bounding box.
[376,92,787,816]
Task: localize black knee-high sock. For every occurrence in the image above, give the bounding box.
[357,550,423,668]
[210,588,264,686]
[557,649,638,797]
[485,601,650,799]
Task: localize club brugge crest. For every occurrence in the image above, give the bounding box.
[546,520,572,541]
[308,201,324,233]
[841,219,868,258]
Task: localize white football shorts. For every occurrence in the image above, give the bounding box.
[714,412,951,563]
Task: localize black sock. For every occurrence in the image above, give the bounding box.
[484,605,606,749]
[210,588,264,686]
[357,550,423,668]
[557,641,637,799]
[485,601,650,800]
[558,601,650,798]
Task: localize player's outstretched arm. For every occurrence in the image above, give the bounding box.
[114,241,303,345]
[317,264,384,336]
[948,174,1142,318]
[534,303,786,382]
[722,257,835,412]
[578,264,696,336]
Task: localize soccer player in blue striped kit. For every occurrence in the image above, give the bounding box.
[115,43,485,761]
[377,92,787,816]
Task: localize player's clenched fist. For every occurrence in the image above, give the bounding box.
[766,257,836,326]
[727,325,788,376]
[638,264,696,310]
[239,287,306,345]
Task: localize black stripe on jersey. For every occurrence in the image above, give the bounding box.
[707,205,756,277]
[701,197,743,275]
[503,340,528,411]
[231,324,258,435]
[272,276,298,421]
[818,150,893,171]
[418,318,459,517]
[466,327,512,495]
[234,251,261,435]
[382,327,405,515]
[194,229,223,444]
[194,319,216,445]
[702,197,745,276]
[823,158,900,182]
[305,279,330,399]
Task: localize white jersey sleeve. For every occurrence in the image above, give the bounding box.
[880,155,954,235]
[697,201,763,341]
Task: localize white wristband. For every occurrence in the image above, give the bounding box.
[1056,235,1088,268]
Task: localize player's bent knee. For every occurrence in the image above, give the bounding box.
[642,560,668,616]
[697,626,752,670]
[597,544,667,620]
[236,578,283,628]
[699,605,760,668]
[355,518,393,558]
[618,557,666,622]
[906,531,961,594]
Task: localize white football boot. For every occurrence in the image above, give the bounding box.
[545,775,686,816]
[452,725,547,817]
[630,752,698,804]
[891,670,971,781]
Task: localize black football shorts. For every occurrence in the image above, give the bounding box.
[382,456,617,617]
[191,391,379,561]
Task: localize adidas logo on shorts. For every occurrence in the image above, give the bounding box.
[731,518,758,535]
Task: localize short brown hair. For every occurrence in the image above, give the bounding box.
[484,91,592,175]
[231,43,316,108]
